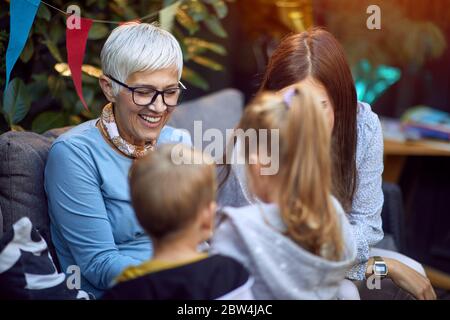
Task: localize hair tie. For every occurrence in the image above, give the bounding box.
[283,88,297,109]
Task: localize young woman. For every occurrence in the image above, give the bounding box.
[218,28,436,300]
[212,87,356,299]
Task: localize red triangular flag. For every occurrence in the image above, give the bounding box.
[66,17,93,110]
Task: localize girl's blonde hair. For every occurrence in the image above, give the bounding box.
[236,86,344,261]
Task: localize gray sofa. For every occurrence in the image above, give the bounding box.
[0,88,244,255]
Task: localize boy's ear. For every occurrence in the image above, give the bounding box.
[199,201,216,240]
[99,75,116,103]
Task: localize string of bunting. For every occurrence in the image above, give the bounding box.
[4,0,181,110]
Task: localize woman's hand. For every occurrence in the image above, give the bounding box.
[383,258,437,300]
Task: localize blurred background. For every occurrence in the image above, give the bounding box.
[1,0,449,295]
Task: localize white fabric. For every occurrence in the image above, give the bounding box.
[216,277,255,300]
[0,217,47,273]
[337,279,360,300]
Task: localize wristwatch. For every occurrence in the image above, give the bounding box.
[372,256,388,279]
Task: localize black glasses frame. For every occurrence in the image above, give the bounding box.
[106,74,186,107]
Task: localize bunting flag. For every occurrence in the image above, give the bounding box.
[3,1,174,109]
[66,17,93,110]
[5,0,41,90]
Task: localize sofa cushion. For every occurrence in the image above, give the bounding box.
[168,88,244,153]
[43,126,72,140]
[0,205,3,239]
[0,126,72,248]
[0,132,54,245]
[0,217,90,299]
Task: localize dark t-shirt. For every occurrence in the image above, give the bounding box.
[102,255,251,300]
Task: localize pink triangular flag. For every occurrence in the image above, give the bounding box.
[66,17,93,110]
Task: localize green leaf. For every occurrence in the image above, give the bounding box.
[184,1,209,22]
[28,78,48,102]
[110,0,138,20]
[88,24,110,40]
[184,37,226,56]
[69,115,82,126]
[97,0,108,9]
[82,73,99,85]
[43,39,63,62]
[11,125,25,132]
[191,55,224,71]
[204,0,228,19]
[74,88,95,112]
[2,78,31,125]
[62,93,77,111]
[20,39,34,63]
[50,25,64,43]
[176,9,199,35]
[182,67,209,90]
[203,15,227,38]
[32,73,49,83]
[32,111,66,134]
[0,30,8,42]
[159,1,181,31]
[163,0,179,6]
[37,3,51,21]
[47,75,66,98]
[80,108,96,119]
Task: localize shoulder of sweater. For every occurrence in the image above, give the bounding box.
[158,125,192,145]
[50,119,100,152]
[357,101,382,136]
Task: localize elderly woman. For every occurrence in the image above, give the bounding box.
[44,23,191,298]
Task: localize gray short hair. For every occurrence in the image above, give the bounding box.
[101,23,183,95]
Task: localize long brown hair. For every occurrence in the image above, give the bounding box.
[259,28,357,212]
[236,87,343,260]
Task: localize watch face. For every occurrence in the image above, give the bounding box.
[374,263,387,275]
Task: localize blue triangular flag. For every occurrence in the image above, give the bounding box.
[5,0,41,89]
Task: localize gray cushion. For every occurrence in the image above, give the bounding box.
[0,205,3,239]
[43,127,72,140]
[0,132,54,245]
[168,88,244,151]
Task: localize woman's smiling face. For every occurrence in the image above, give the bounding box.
[112,67,180,146]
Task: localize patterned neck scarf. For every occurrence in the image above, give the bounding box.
[99,103,155,159]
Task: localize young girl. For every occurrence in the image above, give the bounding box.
[211,87,357,299]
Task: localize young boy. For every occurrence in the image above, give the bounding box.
[103,144,254,300]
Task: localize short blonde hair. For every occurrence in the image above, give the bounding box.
[129,144,216,240]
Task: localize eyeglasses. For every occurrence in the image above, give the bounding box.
[107,74,186,107]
